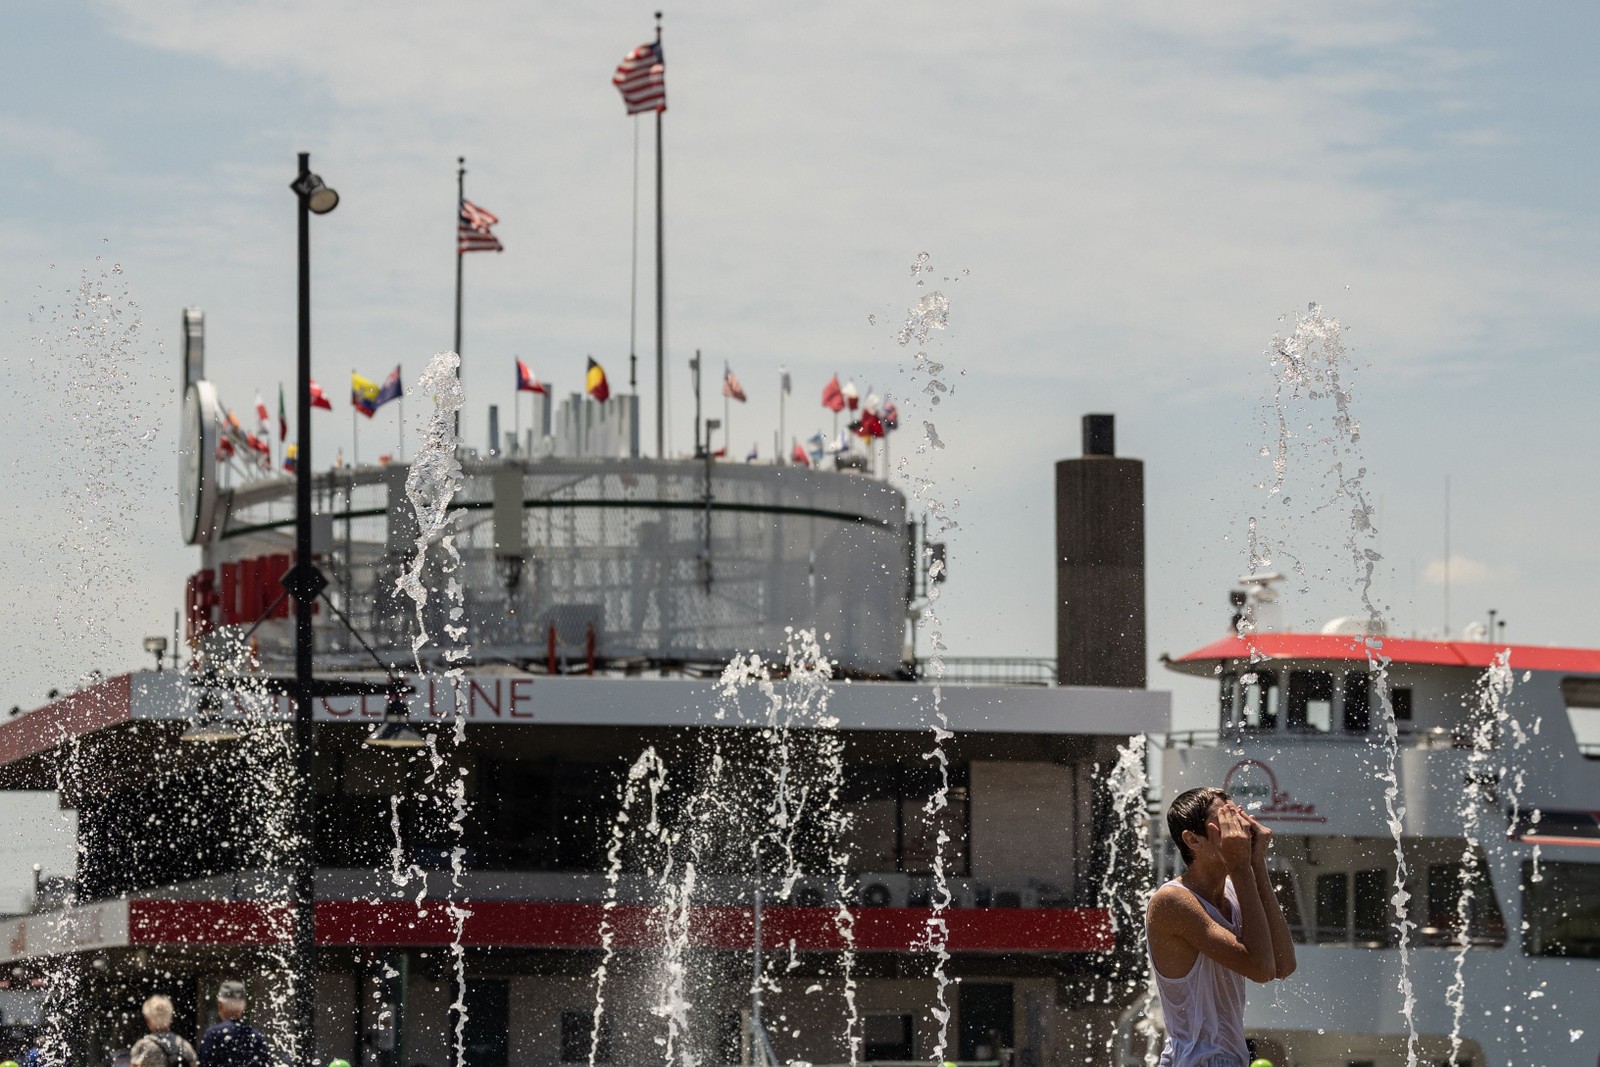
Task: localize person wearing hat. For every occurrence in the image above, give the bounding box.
[130,996,197,1067]
[198,982,269,1067]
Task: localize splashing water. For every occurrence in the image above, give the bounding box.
[894,254,960,1061]
[591,749,673,1067]
[1099,734,1161,1063]
[398,352,467,670]
[393,352,475,1067]
[1248,303,1421,1064]
[1448,651,1513,1065]
[25,262,157,1066]
[726,630,854,1065]
[585,631,853,1066]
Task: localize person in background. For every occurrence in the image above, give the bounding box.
[129,995,197,1067]
[197,982,270,1067]
[1145,787,1297,1067]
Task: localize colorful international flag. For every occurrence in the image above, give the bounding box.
[881,397,899,431]
[222,408,252,456]
[283,443,298,473]
[613,40,666,115]
[376,365,403,408]
[516,358,548,394]
[354,367,403,417]
[821,375,845,413]
[277,384,289,441]
[851,410,886,440]
[780,367,791,396]
[586,357,610,402]
[309,379,334,411]
[722,363,746,402]
[791,442,811,467]
[842,379,860,411]
[254,392,271,436]
[459,200,504,254]
[352,373,380,417]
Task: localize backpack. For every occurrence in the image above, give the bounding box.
[150,1033,188,1067]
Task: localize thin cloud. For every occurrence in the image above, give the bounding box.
[1423,553,1507,587]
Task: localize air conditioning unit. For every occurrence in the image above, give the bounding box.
[987,884,1040,909]
[773,876,841,909]
[855,873,910,908]
[936,878,985,908]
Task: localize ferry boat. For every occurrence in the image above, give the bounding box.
[0,326,1171,1067]
[1152,585,1600,1067]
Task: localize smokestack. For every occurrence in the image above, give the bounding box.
[1056,413,1146,688]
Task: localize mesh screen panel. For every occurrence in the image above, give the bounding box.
[214,458,912,675]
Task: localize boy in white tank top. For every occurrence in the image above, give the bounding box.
[1145,787,1297,1067]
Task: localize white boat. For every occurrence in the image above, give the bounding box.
[1154,602,1600,1067]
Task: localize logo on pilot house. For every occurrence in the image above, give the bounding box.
[1222,759,1326,822]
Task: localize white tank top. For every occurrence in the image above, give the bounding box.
[1149,877,1250,1067]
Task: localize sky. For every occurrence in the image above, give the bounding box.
[5,1,1600,832]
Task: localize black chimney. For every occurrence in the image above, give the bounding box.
[1055,414,1146,689]
[1082,413,1115,457]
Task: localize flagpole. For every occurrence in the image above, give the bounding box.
[778,371,786,466]
[629,120,640,396]
[514,383,521,456]
[352,368,359,468]
[653,12,665,459]
[454,156,466,437]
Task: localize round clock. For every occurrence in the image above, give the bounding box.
[179,380,221,544]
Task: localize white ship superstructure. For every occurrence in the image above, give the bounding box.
[1158,614,1600,1067]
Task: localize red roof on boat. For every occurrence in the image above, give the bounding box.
[1165,632,1600,676]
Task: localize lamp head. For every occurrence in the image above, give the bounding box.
[180,679,240,743]
[365,683,424,749]
[291,171,340,214]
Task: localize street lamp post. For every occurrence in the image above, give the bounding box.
[284,150,337,1064]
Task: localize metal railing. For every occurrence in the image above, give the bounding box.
[915,657,1058,687]
[1164,725,1468,750]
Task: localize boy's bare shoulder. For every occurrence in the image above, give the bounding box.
[1147,882,1204,926]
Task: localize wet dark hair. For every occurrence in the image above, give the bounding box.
[1167,787,1229,866]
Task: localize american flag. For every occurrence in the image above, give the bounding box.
[613,41,666,115]
[459,199,504,254]
[722,364,746,402]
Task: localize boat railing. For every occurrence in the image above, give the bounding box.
[914,656,1059,687]
[1164,725,1467,750]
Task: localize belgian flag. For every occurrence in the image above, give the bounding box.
[585,357,610,402]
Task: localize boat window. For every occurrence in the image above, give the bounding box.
[1352,868,1390,944]
[1239,670,1279,730]
[1314,871,1349,943]
[1422,857,1505,948]
[1269,868,1303,941]
[1390,687,1412,721]
[1273,836,1504,949]
[1523,861,1600,959]
[1218,672,1239,730]
[1286,670,1335,732]
[1559,676,1600,759]
[1343,672,1371,733]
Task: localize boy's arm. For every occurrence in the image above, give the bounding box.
[1248,814,1298,979]
[1150,805,1277,984]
